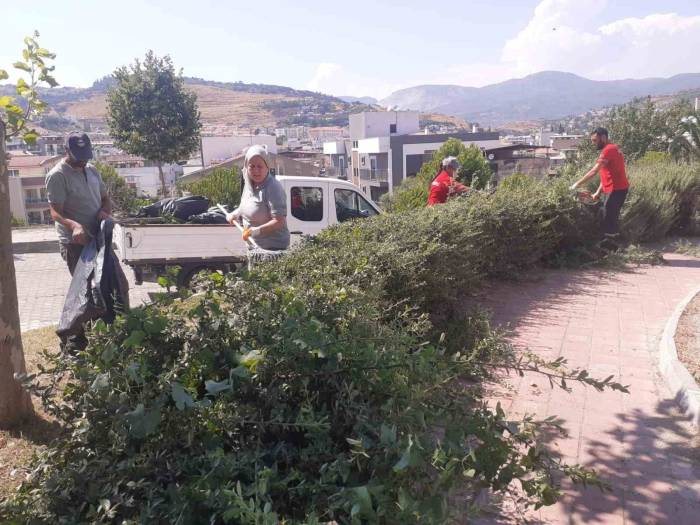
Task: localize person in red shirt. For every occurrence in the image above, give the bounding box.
[427,156,470,206]
[571,127,629,241]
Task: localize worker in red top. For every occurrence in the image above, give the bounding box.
[427,156,470,206]
[571,127,630,242]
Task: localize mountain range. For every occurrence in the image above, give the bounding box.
[4,70,699,133]
[379,71,700,125]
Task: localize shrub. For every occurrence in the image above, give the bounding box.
[94,161,139,215]
[2,172,625,523]
[3,270,618,524]
[621,161,700,241]
[270,174,600,356]
[182,167,243,208]
[10,215,27,227]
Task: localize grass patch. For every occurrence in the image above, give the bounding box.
[672,238,700,258]
[593,244,666,270]
[0,326,60,502]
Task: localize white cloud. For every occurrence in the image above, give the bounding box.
[306,62,342,92]
[499,1,700,80]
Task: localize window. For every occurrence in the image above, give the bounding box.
[291,186,323,222]
[8,169,19,177]
[352,140,358,148]
[335,189,378,223]
[389,124,397,133]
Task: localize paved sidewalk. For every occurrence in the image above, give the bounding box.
[14,252,160,332]
[478,253,700,525]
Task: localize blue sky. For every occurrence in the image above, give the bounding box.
[2,0,699,99]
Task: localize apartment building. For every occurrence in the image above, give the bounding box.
[7,154,62,224]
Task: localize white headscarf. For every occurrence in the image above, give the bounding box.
[243,145,271,187]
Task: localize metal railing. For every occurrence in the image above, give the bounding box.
[323,166,347,178]
[358,168,390,183]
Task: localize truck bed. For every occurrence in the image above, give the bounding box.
[114,223,247,264]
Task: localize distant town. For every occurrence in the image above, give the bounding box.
[7,105,602,226]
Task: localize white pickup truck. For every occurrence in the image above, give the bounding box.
[113,176,381,286]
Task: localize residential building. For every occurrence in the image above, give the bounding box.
[484,144,561,183]
[275,126,308,140]
[550,134,583,160]
[200,135,278,166]
[324,111,501,201]
[308,127,346,145]
[118,164,183,198]
[7,154,62,224]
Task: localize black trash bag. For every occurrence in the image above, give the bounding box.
[57,219,130,339]
[163,195,210,221]
[137,198,174,218]
[188,205,229,224]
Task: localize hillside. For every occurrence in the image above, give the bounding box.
[0,77,378,133]
[380,71,700,126]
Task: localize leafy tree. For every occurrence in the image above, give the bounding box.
[93,161,138,215]
[107,51,201,197]
[0,31,57,428]
[382,138,492,212]
[181,167,242,208]
[669,111,700,162]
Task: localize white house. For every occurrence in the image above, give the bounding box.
[117,163,183,198]
[201,135,278,167]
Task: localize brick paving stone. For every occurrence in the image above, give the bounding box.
[14,252,161,332]
[475,253,700,524]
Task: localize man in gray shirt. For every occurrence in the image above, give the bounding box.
[46,132,112,274]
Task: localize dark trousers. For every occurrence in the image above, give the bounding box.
[59,243,83,276]
[59,243,87,352]
[602,189,628,236]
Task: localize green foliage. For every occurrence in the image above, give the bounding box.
[107,51,201,195]
[93,161,139,215]
[181,167,242,208]
[10,215,27,227]
[621,161,700,241]
[382,138,492,212]
[2,174,632,524]
[0,31,57,143]
[669,112,700,163]
[576,98,695,163]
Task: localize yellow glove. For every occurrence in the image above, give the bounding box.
[242,227,260,242]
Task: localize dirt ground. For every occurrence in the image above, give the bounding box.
[0,326,60,502]
[675,293,700,385]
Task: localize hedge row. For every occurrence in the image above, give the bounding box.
[4,167,680,524]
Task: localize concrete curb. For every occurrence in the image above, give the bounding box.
[12,240,60,254]
[658,284,700,428]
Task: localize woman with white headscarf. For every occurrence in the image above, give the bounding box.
[227,145,290,251]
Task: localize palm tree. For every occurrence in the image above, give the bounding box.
[669,111,700,162]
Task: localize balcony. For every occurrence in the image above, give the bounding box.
[25,197,49,209]
[358,168,390,183]
[324,166,347,179]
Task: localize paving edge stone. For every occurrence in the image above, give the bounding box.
[659,284,700,428]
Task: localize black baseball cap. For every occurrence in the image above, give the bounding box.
[65,132,93,161]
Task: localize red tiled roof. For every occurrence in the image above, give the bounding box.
[7,155,62,168]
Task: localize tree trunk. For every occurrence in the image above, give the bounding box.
[0,121,34,428]
[157,162,167,197]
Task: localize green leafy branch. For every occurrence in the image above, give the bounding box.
[0,30,58,144]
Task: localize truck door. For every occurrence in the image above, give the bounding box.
[286,181,329,243]
[331,186,380,225]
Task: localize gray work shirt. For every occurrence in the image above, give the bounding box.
[236,175,290,250]
[45,160,107,244]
